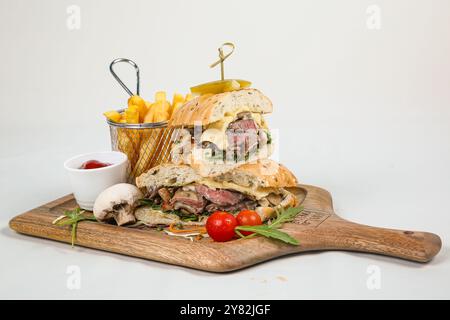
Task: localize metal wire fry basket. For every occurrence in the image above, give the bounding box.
[107,58,174,184]
[107,117,174,184]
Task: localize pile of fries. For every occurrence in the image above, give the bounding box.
[104,91,193,124]
[103,91,193,181]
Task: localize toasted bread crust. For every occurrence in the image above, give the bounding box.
[229,159,298,188]
[135,163,201,189]
[169,89,273,127]
[136,159,298,189]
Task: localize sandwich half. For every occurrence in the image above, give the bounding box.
[169,89,274,177]
[135,159,299,226]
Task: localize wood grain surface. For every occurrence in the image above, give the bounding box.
[8,184,442,272]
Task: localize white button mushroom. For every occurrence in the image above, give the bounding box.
[93,183,143,226]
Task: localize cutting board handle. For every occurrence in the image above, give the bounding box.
[327,219,442,262]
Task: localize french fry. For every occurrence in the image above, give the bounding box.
[103,110,121,122]
[162,101,171,114]
[144,104,156,123]
[171,93,184,115]
[171,101,183,115]
[128,95,147,122]
[172,93,184,105]
[105,90,182,180]
[185,93,193,102]
[127,104,140,122]
[127,104,138,112]
[152,100,170,115]
[153,91,171,115]
[129,95,146,106]
[155,91,167,102]
[124,108,139,124]
[154,110,170,122]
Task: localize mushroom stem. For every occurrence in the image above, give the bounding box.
[255,207,276,222]
[114,206,136,226]
[93,183,143,226]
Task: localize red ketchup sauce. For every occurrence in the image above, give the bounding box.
[79,160,112,170]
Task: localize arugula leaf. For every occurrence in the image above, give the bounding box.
[269,206,303,229]
[52,208,96,247]
[180,216,199,222]
[235,206,303,246]
[138,199,162,210]
[172,210,199,221]
[71,221,78,248]
[266,130,272,145]
[235,225,299,245]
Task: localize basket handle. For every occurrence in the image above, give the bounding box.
[109,58,140,96]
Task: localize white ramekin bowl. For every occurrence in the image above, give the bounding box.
[63,151,128,210]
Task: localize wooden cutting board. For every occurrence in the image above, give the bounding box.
[9,184,441,272]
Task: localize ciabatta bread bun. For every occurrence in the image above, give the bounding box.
[136,159,298,200]
[169,89,273,127]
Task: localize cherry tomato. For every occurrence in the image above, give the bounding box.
[80,160,112,170]
[206,211,238,242]
[236,210,262,236]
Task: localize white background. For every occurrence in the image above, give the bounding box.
[0,0,449,299]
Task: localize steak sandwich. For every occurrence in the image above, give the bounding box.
[169,89,274,177]
[135,159,299,224]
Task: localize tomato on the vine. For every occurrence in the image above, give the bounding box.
[236,210,262,236]
[206,211,238,242]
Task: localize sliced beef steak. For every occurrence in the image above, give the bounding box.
[195,184,244,206]
[227,119,258,131]
[226,118,264,159]
[145,183,259,216]
[170,189,205,214]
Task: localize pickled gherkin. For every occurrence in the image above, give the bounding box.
[190,79,251,95]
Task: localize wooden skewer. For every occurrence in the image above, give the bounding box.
[210,42,235,80]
